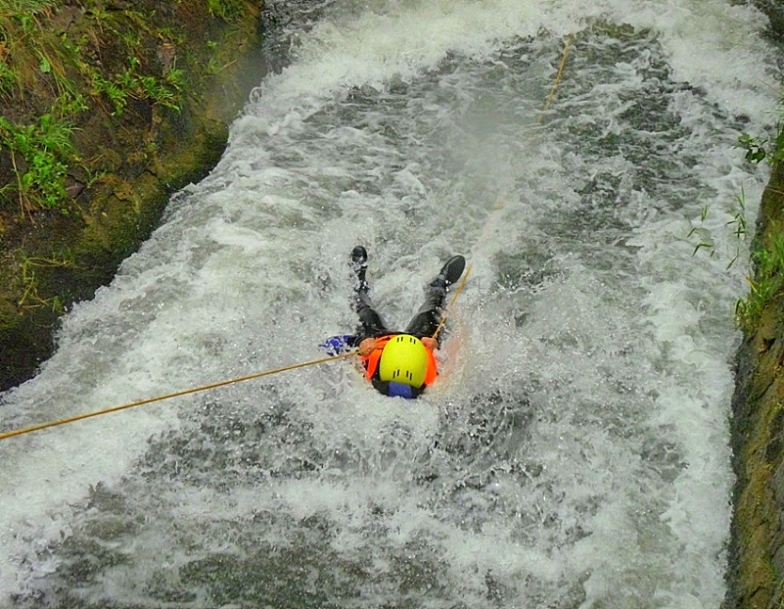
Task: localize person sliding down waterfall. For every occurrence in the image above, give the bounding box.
[322,246,466,399]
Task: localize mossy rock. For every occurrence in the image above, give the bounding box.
[0,1,268,390]
[729,163,784,609]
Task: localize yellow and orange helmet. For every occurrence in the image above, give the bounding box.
[378,334,429,388]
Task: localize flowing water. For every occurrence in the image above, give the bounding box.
[0,0,779,607]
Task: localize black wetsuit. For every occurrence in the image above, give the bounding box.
[349,249,449,398]
[353,279,448,345]
[352,281,447,399]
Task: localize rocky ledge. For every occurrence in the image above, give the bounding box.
[0,1,269,390]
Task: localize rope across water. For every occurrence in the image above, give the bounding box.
[0,264,473,440]
[0,34,572,441]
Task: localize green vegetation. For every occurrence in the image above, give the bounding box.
[91,56,187,116]
[0,0,78,216]
[0,0,199,217]
[688,188,748,263]
[690,123,784,335]
[0,0,258,221]
[0,0,254,220]
[0,112,79,216]
[207,0,248,21]
[734,127,784,333]
[0,0,264,389]
[18,252,76,313]
[737,130,784,166]
[735,226,784,333]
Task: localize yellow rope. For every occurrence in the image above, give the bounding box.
[0,351,355,441]
[0,261,473,441]
[432,264,472,340]
[538,33,573,124]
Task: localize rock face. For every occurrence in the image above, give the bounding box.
[0,1,270,390]
[727,166,784,609]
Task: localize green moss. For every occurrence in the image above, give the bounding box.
[735,399,779,609]
[731,157,784,609]
[0,0,265,389]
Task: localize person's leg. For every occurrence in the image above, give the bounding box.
[405,283,446,339]
[405,255,465,341]
[352,246,389,340]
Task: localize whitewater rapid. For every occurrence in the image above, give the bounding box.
[0,0,778,607]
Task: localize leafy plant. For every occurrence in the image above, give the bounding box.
[735,229,784,333]
[687,205,714,257]
[92,56,184,115]
[737,127,784,166]
[726,189,748,269]
[18,252,76,312]
[91,72,130,115]
[687,188,747,269]
[0,112,77,216]
[207,0,247,22]
[737,133,769,164]
[686,187,767,333]
[0,0,67,100]
[735,121,784,335]
[0,57,18,96]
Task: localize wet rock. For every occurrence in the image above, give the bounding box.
[727,169,784,609]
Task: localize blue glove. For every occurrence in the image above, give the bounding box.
[320,334,356,356]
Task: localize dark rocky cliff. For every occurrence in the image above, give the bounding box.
[727,164,784,609]
[0,1,270,389]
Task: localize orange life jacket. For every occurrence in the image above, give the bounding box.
[359,334,438,387]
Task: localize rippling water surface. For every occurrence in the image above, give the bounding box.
[0,1,778,607]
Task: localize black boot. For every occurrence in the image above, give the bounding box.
[430,255,466,290]
[351,245,368,269]
[351,246,369,294]
[350,246,389,338]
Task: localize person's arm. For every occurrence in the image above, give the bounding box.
[421,336,438,351]
[358,337,378,356]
